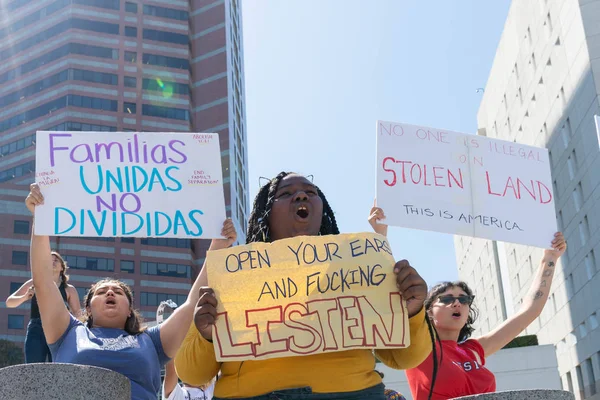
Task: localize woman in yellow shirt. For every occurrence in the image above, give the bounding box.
[175,172,434,400]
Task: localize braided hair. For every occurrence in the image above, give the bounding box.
[246,172,339,243]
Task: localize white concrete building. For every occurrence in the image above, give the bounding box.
[453,1,600,399]
[379,345,561,400]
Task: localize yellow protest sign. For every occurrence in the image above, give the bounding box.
[206,232,410,361]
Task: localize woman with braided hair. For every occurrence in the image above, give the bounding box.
[175,172,434,400]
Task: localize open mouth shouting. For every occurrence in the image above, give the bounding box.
[294,205,310,222]
[105,297,117,307]
[451,311,462,319]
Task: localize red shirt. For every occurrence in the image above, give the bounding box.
[406,339,496,400]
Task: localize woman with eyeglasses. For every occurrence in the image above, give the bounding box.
[369,204,567,399]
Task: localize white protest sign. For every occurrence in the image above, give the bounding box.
[376,120,557,248]
[34,131,226,239]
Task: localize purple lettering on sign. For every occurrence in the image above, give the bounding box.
[168,140,188,163]
[120,193,141,213]
[95,142,125,162]
[49,133,72,167]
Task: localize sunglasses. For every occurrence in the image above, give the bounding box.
[437,295,474,306]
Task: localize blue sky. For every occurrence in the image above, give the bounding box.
[241,1,512,288]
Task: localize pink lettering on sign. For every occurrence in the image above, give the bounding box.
[382,157,464,189]
[193,134,214,144]
[485,171,552,204]
[188,170,219,185]
[488,142,544,162]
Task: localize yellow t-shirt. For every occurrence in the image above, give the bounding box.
[174,308,432,398]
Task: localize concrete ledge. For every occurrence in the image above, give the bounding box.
[0,363,130,399]
[453,389,575,400]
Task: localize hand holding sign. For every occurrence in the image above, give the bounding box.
[393,260,427,318]
[210,218,238,250]
[194,287,218,341]
[206,232,413,362]
[26,183,44,215]
[368,199,388,237]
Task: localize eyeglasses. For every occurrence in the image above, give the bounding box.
[437,295,474,306]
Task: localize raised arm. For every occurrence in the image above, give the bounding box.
[5,279,34,308]
[159,219,236,358]
[26,183,71,344]
[476,232,566,357]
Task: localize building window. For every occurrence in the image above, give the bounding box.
[142,53,189,69]
[142,78,189,95]
[0,159,35,182]
[141,262,191,279]
[13,220,29,234]
[124,76,137,88]
[143,4,188,21]
[567,150,577,179]
[125,1,137,13]
[585,358,597,396]
[142,104,188,121]
[141,292,188,307]
[8,315,24,329]
[121,237,135,243]
[566,273,575,299]
[10,282,23,293]
[589,313,599,330]
[49,121,116,132]
[73,0,119,10]
[69,95,117,112]
[71,68,118,85]
[121,260,135,273]
[573,183,582,212]
[561,118,572,148]
[566,372,574,393]
[578,322,588,338]
[143,28,188,45]
[585,251,596,280]
[579,216,590,246]
[63,255,115,271]
[125,26,137,37]
[0,134,35,156]
[124,102,137,114]
[576,366,585,396]
[124,51,137,63]
[12,251,28,265]
[141,238,190,248]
